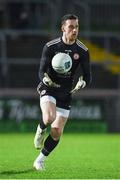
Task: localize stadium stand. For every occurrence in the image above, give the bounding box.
[0,0,120,132]
[83,40,120,74]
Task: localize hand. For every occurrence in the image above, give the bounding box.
[70,76,86,94]
[43,73,60,88]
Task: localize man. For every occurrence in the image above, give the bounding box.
[33,14,91,170]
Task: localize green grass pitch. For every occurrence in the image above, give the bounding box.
[0,133,120,179]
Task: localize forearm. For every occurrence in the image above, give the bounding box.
[39,66,45,82]
[81,51,92,86]
[39,44,50,82]
[83,71,92,86]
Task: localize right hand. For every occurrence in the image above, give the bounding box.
[43,73,60,88]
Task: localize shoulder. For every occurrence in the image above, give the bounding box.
[46,37,61,47]
[76,39,88,51]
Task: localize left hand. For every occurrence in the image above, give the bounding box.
[70,76,86,94]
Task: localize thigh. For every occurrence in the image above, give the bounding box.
[40,97,56,124]
[51,107,70,130]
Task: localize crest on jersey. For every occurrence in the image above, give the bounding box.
[41,90,46,96]
[73,53,79,60]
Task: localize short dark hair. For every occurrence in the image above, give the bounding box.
[61,14,79,26]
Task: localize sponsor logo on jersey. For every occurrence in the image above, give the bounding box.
[55,50,72,55]
[73,53,79,60]
[55,51,60,55]
[65,50,72,54]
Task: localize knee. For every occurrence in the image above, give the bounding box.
[51,128,63,140]
[43,113,56,125]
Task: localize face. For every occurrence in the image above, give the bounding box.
[62,19,79,43]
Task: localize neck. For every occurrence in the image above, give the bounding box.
[62,36,75,45]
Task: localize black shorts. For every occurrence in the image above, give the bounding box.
[38,82,72,110]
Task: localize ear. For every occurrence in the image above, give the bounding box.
[61,25,65,32]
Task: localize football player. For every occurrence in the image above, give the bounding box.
[33,14,91,170]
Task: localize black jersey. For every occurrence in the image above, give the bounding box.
[39,37,91,93]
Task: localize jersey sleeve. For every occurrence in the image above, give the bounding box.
[80,50,92,86]
[38,44,51,81]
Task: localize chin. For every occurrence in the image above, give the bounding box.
[70,38,76,42]
[71,35,77,40]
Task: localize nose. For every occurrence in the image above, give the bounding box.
[73,27,77,32]
[73,29,77,34]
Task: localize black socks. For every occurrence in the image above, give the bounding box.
[42,134,59,156]
[40,119,46,130]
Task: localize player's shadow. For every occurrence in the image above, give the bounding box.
[0,168,34,175]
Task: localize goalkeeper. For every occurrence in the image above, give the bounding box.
[33,14,92,171]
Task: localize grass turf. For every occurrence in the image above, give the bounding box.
[0,133,120,179]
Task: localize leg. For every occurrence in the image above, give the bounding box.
[51,115,67,140]
[34,96,56,149]
[41,100,56,126]
[50,106,70,140]
[41,115,67,156]
[33,108,70,171]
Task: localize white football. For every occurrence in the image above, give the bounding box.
[52,52,72,74]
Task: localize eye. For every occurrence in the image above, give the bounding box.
[69,25,74,29]
[68,25,78,30]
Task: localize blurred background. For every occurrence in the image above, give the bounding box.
[0,0,120,133]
